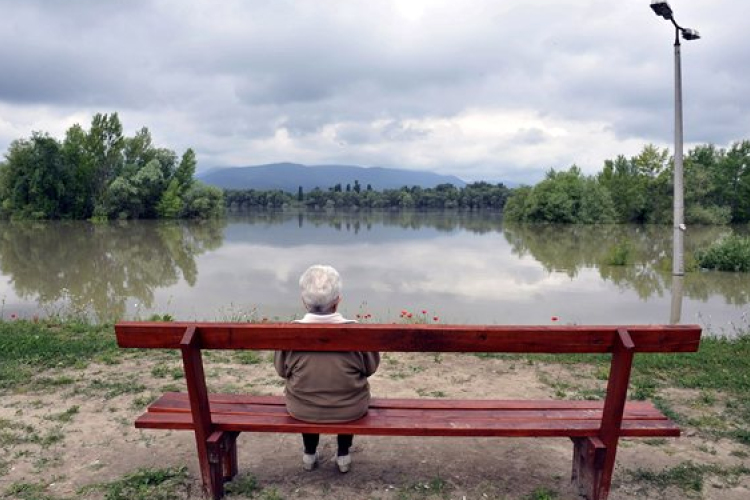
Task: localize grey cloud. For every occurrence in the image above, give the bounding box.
[0,0,748,182]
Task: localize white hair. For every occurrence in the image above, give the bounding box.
[299,265,342,313]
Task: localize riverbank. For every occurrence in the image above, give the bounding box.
[1,319,749,499]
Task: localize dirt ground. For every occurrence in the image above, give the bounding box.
[1,351,748,500]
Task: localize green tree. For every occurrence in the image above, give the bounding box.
[181,182,224,218]
[87,113,124,206]
[0,133,67,219]
[157,179,182,218]
[506,166,615,223]
[174,148,196,193]
[61,124,96,218]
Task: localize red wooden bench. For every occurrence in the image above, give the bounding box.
[115,322,701,500]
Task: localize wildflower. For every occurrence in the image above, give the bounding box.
[407,313,413,318]
[433,316,439,322]
[10,313,16,320]
[422,310,427,315]
[551,316,559,322]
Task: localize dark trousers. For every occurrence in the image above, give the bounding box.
[302,433,353,456]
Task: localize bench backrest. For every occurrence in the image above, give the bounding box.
[115,322,701,354]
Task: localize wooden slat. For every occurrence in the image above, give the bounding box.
[135,412,680,438]
[146,397,669,421]
[115,322,702,353]
[153,392,663,412]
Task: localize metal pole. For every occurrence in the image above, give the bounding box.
[673,28,685,276]
[669,275,683,324]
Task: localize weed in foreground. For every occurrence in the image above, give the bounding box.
[234,351,264,365]
[80,466,189,500]
[44,406,80,423]
[524,487,558,500]
[396,476,451,499]
[3,481,62,500]
[627,461,750,494]
[225,474,259,497]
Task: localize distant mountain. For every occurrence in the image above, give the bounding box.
[197,163,467,192]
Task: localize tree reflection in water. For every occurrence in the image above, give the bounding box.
[0,220,225,320]
[503,223,750,306]
[0,211,746,324]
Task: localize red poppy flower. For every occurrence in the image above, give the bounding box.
[422,310,427,315]
[551,316,559,321]
[433,316,439,322]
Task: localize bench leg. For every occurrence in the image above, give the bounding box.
[223,432,240,481]
[206,430,241,498]
[207,432,228,499]
[571,437,606,500]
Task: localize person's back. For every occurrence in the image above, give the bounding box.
[274,265,380,472]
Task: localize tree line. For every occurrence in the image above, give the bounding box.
[225,181,511,211]
[4,112,748,225]
[0,113,224,220]
[505,141,750,224]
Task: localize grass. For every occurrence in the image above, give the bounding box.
[0,319,118,392]
[3,480,66,500]
[150,364,184,379]
[524,488,558,500]
[396,476,451,499]
[80,466,189,500]
[44,406,79,423]
[225,474,260,497]
[81,378,147,399]
[627,461,750,494]
[233,350,265,365]
[0,418,64,448]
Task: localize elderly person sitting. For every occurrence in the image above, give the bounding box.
[274,265,380,473]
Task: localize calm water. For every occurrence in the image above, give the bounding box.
[1,212,748,334]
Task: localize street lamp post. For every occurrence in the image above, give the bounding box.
[650,1,700,276]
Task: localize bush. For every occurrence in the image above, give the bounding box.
[605,242,631,266]
[686,205,732,225]
[695,235,750,272]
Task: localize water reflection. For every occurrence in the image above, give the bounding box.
[229,209,505,235]
[503,223,750,306]
[0,212,746,331]
[0,220,225,320]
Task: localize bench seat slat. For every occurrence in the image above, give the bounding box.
[154,392,662,411]
[147,396,669,421]
[135,411,680,437]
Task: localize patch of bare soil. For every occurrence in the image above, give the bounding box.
[1,352,748,500]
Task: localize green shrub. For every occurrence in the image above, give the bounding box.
[695,235,750,272]
[685,204,732,225]
[605,242,631,266]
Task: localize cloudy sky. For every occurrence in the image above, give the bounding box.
[0,0,746,184]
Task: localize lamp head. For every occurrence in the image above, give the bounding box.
[650,1,673,20]
[681,28,701,41]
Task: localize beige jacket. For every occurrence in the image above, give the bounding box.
[274,312,380,423]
